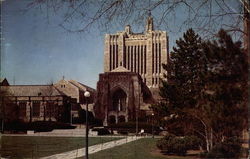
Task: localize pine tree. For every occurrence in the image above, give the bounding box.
[157,29,248,152]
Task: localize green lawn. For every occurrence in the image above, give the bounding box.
[0,136,122,159]
[89,138,200,159]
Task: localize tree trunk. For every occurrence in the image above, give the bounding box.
[208,128,213,151]
[205,126,210,152]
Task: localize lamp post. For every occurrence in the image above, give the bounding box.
[151,113,154,138]
[84,91,90,159]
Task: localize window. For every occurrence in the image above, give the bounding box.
[152,43,154,73]
[116,44,118,68]
[144,45,147,73]
[112,89,127,111]
[128,46,130,70]
[123,46,126,68]
[156,43,158,73]
[110,45,112,71]
[131,46,133,71]
[159,43,161,73]
[33,101,40,117]
[141,45,143,73]
[19,101,26,117]
[113,45,115,69]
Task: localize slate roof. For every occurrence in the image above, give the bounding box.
[3,85,65,97]
[69,80,96,93]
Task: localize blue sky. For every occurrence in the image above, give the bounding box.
[2,0,105,88]
[1,0,241,88]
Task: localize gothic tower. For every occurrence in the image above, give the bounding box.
[104,15,169,88]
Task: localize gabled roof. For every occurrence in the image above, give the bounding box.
[3,85,65,97]
[69,80,96,93]
[111,66,130,72]
[0,78,9,86]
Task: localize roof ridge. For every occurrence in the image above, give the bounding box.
[68,80,87,91]
[53,86,67,96]
[77,82,96,91]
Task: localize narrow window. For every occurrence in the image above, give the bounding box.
[124,46,126,68]
[33,101,40,117]
[141,45,143,73]
[131,46,133,71]
[138,45,140,73]
[116,45,118,68]
[152,43,154,73]
[134,46,136,72]
[159,43,161,73]
[19,101,26,117]
[156,43,158,73]
[144,45,147,73]
[109,45,112,71]
[128,46,130,70]
[113,45,115,69]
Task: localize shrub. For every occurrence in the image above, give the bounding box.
[4,121,76,132]
[117,130,128,135]
[4,120,28,132]
[205,137,242,159]
[92,128,110,135]
[30,121,76,132]
[184,135,202,150]
[156,133,176,149]
[157,134,201,156]
[108,122,160,134]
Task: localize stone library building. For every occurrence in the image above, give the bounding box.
[94,15,170,125]
[103,15,169,88]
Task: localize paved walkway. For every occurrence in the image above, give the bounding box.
[41,136,142,159]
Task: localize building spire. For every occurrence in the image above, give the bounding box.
[145,10,154,32]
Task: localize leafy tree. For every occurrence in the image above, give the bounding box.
[157,28,248,152]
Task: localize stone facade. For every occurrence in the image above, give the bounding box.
[1,85,76,123]
[96,15,169,125]
[54,79,96,112]
[104,15,169,88]
[1,78,96,123]
[94,67,154,126]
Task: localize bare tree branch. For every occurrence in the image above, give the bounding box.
[25,0,246,40]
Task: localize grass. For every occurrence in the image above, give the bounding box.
[88,138,200,159]
[0,136,122,159]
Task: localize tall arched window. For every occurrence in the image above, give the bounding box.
[112,88,127,111]
[109,115,116,124]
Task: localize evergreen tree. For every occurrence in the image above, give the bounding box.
[156,29,248,152]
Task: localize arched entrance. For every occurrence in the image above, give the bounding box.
[118,115,126,123]
[108,115,116,124]
[112,88,127,111]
